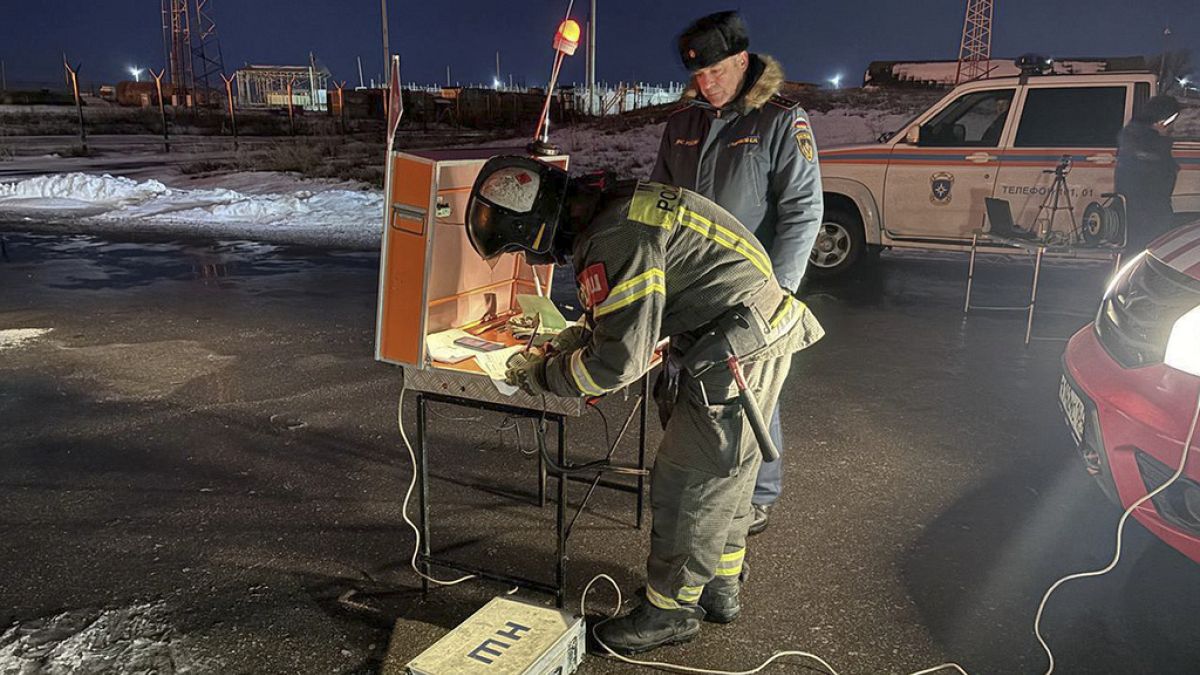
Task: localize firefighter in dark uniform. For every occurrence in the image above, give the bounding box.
[465,156,823,654]
[652,11,824,537]
[1117,94,1181,250]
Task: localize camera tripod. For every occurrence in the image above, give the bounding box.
[1033,155,1079,244]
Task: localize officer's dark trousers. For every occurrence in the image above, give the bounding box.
[645,350,791,608]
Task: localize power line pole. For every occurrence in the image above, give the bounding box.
[380,0,390,83]
[587,0,596,115]
[63,56,87,154]
[1158,27,1172,85]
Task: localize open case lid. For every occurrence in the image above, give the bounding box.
[375,148,568,368]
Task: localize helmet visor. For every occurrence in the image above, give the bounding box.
[465,197,519,259]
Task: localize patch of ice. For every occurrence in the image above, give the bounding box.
[0,328,52,350]
[0,602,219,675]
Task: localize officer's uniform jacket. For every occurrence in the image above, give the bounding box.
[540,181,823,399]
[651,54,823,292]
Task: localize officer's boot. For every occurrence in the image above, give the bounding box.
[592,592,706,655]
[698,576,741,624]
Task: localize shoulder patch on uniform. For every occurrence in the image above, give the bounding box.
[629,181,681,230]
[577,263,610,309]
[768,94,800,110]
[792,117,815,162]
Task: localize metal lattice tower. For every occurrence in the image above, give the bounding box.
[161,0,225,100]
[191,0,225,92]
[955,0,994,84]
[162,0,194,93]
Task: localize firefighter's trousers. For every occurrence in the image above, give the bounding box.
[645,349,791,609]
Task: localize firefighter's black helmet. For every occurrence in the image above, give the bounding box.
[466,155,571,265]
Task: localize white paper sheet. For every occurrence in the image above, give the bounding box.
[474,345,524,395]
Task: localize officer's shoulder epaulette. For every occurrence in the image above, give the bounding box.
[667,100,701,117]
[767,94,800,111]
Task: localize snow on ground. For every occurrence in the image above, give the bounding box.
[0,602,219,674]
[489,109,913,178]
[0,328,53,350]
[0,107,904,249]
[0,172,383,249]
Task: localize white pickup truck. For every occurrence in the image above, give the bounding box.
[814,71,1200,276]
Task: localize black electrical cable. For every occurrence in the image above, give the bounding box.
[587,399,612,452]
[535,394,647,477]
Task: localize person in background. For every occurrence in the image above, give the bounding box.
[1116,95,1181,250]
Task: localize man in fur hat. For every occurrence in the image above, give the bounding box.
[652,11,823,540]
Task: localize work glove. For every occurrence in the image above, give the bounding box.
[548,325,590,354]
[505,351,548,395]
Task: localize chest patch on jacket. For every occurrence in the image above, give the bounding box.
[577,263,610,309]
[727,135,760,148]
[629,182,681,229]
[674,138,700,147]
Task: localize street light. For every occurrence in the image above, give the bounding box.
[129,66,143,82]
[828,74,842,89]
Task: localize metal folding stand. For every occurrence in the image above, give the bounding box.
[410,376,650,608]
[965,231,1123,345]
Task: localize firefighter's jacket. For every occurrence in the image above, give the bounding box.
[540,181,823,399]
[651,54,823,292]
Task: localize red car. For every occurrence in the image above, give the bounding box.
[1061,223,1200,562]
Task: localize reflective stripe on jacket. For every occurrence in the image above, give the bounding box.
[542,181,821,398]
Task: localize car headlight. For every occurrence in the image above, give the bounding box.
[1165,303,1200,377]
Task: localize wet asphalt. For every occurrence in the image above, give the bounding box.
[2,229,1199,675]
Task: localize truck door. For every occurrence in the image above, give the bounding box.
[883,88,1014,240]
[992,85,1128,238]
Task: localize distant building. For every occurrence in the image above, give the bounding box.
[116,81,176,107]
[864,56,1149,88]
[234,63,332,111]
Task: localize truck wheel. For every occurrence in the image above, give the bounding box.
[808,210,867,278]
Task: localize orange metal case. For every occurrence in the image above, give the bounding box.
[375,147,569,369]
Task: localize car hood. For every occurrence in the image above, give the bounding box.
[1148,222,1200,281]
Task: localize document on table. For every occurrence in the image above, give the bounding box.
[474,345,523,395]
[516,294,567,332]
[425,328,527,396]
[425,328,482,364]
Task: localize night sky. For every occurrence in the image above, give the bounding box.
[2,1,1198,89]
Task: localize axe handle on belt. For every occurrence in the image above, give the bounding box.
[725,355,780,463]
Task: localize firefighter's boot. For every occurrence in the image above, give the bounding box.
[698,577,741,624]
[592,593,705,655]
